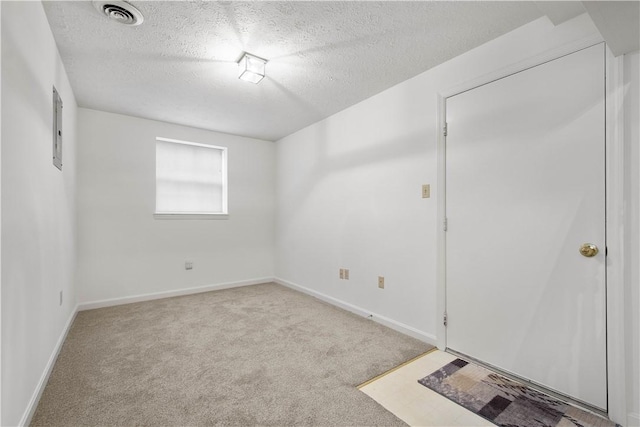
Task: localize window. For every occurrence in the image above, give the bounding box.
[154,137,228,219]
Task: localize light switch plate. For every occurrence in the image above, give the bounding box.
[422,184,430,198]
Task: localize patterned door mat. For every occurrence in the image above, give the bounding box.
[418,357,616,427]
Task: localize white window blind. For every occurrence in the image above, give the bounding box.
[155,137,227,215]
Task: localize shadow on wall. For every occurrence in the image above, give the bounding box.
[3,26,51,130]
[279,115,435,222]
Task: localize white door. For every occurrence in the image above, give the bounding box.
[445,43,606,410]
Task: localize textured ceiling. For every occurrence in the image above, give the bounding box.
[43,1,546,141]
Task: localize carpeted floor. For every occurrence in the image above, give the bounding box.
[31,283,431,426]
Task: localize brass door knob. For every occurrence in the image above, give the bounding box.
[579,243,599,258]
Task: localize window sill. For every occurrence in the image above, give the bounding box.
[153,213,229,220]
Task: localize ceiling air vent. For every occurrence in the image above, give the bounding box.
[93,1,144,26]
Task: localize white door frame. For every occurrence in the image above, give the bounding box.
[435,36,626,423]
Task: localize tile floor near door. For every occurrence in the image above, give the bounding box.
[360,350,492,426]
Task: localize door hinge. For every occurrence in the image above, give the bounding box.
[443,218,448,232]
[443,312,448,327]
[443,122,448,137]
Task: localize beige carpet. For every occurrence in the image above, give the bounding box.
[31,283,432,426]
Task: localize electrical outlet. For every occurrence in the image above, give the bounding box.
[422,184,431,198]
[378,276,385,289]
[59,291,63,306]
[339,268,344,279]
[185,261,193,270]
[344,269,349,280]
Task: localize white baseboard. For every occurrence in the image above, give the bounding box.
[628,413,640,427]
[19,305,79,427]
[78,277,274,311]
[274,277,437,345]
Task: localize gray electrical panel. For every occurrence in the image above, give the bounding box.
[53,86,63,170]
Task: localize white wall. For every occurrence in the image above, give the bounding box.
[0,2,3,422]
[77,109,275,304]
[624,49,640,426]
[276,13,640,423]
[275,14,602,341]
[1,2,78,425]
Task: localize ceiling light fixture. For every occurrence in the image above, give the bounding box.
[237,52,267,84]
